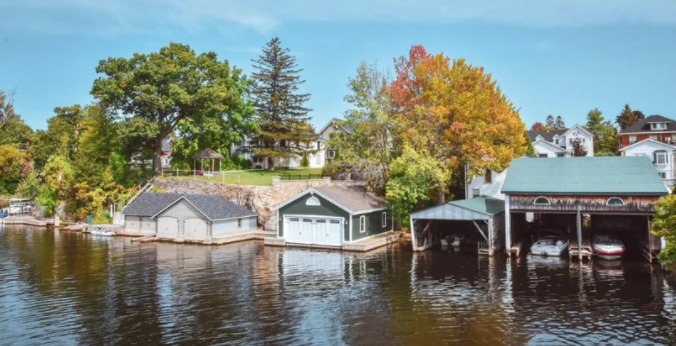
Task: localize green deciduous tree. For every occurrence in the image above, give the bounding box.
[652,194,676,264]
[385,146,450,219]
[0,144,26,194]
[92,42,253,173]
[0,90,33,148]
[250,37,315,169]
[327,62,396,192]
[585,108,618,156]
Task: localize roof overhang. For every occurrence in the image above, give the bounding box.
[619,138,676,152]
[562,124,593,138]
[273,187,356,215]
[532,139,566,152]
[410,197,504,221]
[151,196,213,221]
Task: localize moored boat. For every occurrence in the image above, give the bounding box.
[530,235,568,257]
[592,234,625,260]
[90,228,115,237]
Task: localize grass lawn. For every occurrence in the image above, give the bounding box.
[164,167,324,186]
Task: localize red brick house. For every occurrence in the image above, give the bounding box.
[618,115,676,148]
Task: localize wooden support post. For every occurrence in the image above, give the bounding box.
[472,220,488,242]
[410,217,417,251]
[505,197,511,256]
[487,218,494,256]
[576,207,582,261]
[648,216,653,262]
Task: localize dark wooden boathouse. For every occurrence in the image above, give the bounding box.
[502,156,670,261]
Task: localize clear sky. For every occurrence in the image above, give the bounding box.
[1,0,675,131]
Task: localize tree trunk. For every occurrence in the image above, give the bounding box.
[154,139,163,174]
[436,185,446,204]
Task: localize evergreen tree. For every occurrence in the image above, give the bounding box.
[585,108,618,155]
[554,115,566,130]
[545,115,556,129]
[251,37,315,169]
[616,104,638,130]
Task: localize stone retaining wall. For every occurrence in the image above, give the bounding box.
[153,177,365,231]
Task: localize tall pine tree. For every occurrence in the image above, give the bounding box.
[616,104,638,130]
[251,37,315,169]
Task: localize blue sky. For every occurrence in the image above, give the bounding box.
[1,0,675,131]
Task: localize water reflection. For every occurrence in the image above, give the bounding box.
[0,227,674,345]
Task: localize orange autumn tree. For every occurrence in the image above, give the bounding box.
[390,45,527,203]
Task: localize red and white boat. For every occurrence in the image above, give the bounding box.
[592,234,625,260]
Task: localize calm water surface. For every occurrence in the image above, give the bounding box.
[1,227,675,346]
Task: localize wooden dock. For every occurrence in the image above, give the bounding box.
[264,231,404,252]
[569,240,592,261]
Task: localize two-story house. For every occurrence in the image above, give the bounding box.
[231,118,352,169]
[618,115,676,187]
[527,124,594,157]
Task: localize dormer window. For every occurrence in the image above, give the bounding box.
[651,123,668,131]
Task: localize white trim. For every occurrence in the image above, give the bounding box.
[353,207,388,215]
[533,196,551,206]
[620,130,676,136]
[210,214,258,222]
[306,196,321,206]
[151,196,212,221]
[619,138,676,152]
[349,214,353,242]
[359,215,366,233]
[381,212,387,228]
[273,187,375,215]
[281,214,345,245]
[562,124,593,138]
[318,118,350,136]
[532,139,566,152]
[606,197,625,207]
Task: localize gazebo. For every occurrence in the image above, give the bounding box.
[193,148,225,174]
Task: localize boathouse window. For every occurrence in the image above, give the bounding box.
[484,169,492,183]
[237,218,242,228]
[606,197,625,207]
[533,196,551,205]
[382,212,387,228]
[306,196,321,206]
[359,216,366,233]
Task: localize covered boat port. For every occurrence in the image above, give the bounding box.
[501,157,670,262]
[410,196,505,256]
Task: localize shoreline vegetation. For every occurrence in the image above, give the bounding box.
[0,39,673,264]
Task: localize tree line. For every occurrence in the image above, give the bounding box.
[0,38,314,221]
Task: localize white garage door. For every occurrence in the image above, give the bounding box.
[284,216,343,246]
[184,218,208,240]
[157,217,178,238]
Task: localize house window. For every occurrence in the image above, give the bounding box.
[382,212,387,228]
[606,197,625,207]
[651,123,667,130]
[538,154,548,158]
[359,215,366,233]
[629,136,637,144]
[316,141,321,150]
[555,139,560,145]
[556,153,565,157]
[306,196,321,206]
[472,188,480,197]
[533,196,551,205]
[654,151,668,165]
[237,218,242,228]
[328,150,335,159]
[485,169,492,184]
[659,172,667,179]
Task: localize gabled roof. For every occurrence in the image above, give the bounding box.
[501,157,669,196]
[620,115,676,134]
[193,148,225,160]
[527,129,566,142]
[274,185,386,214]
[562,124,593,138]
[318,118,353,136]
[122,193,185,216]
[410,196,504,220]
[619,138,676,152]
[153,194,257,220]
[124,193,257,220]
[532,139,566,152]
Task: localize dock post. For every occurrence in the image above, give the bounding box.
[504,198,511,256]
[410,217,417,251]
[576,207,582,261]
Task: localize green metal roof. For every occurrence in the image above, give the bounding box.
[448,196,505,216]
[501,156,669,196]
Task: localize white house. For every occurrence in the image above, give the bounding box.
[231,118,352,169]
[619,139,676,187]
[466,168,507,200]
[528,124,594,157]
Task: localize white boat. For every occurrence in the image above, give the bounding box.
[592,234,625,260]
[90,228,115,237]
[530,235,568,257]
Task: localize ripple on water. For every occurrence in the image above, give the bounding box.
[0,228,675,345]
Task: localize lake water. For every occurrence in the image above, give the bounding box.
[1,227,675,346]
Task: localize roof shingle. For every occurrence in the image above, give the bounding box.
[620,115,676,134]
[314,185,386,213]
[123,193,257,220]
